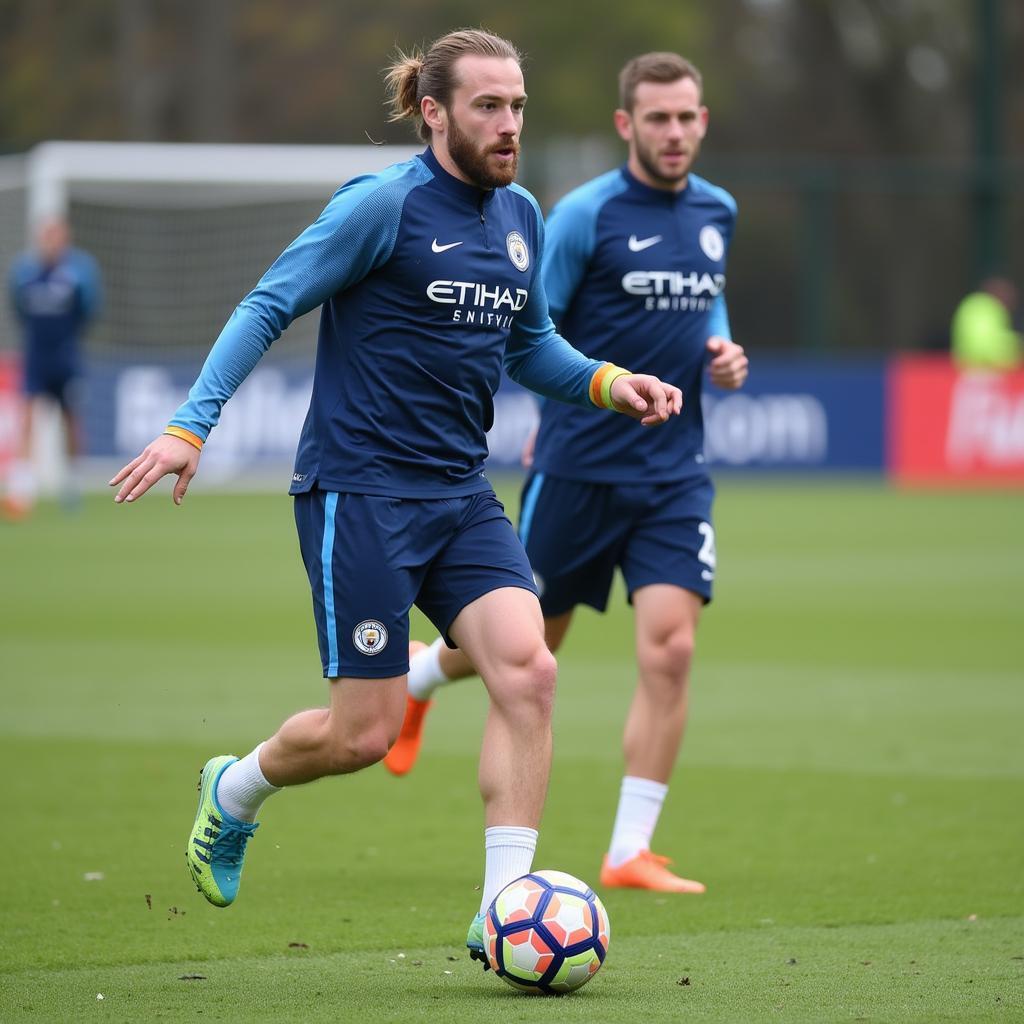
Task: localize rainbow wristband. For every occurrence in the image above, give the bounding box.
[164,426,204,451]
[588,363,632,410]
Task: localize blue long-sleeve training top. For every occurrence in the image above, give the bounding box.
[169,147,611,498]
[532,166,737,483]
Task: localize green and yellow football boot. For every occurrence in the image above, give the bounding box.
[186,755,258,908]
[466,911,489,969]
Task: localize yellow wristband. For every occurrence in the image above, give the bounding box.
[588,364,631,409]
[600,366,632,410]
[164,426,204,451]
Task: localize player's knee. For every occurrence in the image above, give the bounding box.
[492,643,557,719]
[665,627,696,670]
[529,646,558,715]
[325,728,392,773]
[508,646,558,727]
[640,626,695,681]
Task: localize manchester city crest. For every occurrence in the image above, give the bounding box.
[699,225,725,261]
[353,619,388,655]
[506,231,530,272]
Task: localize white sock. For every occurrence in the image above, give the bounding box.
[480,826,538,914]
[7,460,36,503]
[408,637,452,701]
[216,743,281,822]
[62,457,82,500]
[607,775,669,867]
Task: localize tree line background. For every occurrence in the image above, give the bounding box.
[1,0,1022,353]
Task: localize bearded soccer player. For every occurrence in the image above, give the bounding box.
[110,30,680,960]
[387,52,748,895]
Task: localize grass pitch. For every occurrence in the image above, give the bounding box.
[1,478,1022,1022]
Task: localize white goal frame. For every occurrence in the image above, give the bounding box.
[26,140,420,226]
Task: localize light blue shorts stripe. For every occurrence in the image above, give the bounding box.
[518,473,545,547]
[321,491,339,676]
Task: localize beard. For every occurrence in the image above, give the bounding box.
[448,115,519,189]
[634,136,696,189]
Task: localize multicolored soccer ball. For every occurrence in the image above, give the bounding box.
[484,870,611,994]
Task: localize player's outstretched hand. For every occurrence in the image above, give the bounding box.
[110,434,201,505]
[706,336,748,390]
[609,374,683,426]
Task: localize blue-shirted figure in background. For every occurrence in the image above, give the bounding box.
[109,29,681,960]
[388,52,748,895]
[4,217,101,519]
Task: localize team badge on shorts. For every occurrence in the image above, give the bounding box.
[353,620,388,655]
[506,231,530,272]
[699,225,724,261]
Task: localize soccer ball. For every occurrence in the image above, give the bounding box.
[484,870,610,994]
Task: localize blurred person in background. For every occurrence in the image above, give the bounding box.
[3,217,101,519]
[951,276,1022,370]
[387,51,748,895]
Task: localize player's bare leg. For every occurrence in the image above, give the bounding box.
[16,399,34,462]
[260,675,408,784]
[58,404,83,511]
[61,405,82,460]
[450,587,555,830]
[383,638,475,774]
[448,587,557,960]
[436,642,474,681]
[540,611,574,658]
[601,584,706,894]
[624,585,700,781]
[385,611,573,775]
[187,676,407,907]
[2,399,37,519]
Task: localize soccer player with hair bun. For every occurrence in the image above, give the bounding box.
[110,28,680,961]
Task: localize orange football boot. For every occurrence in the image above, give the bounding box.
[600,850,706,894]
[384,641,434,777]
[1,496,31,521]
[383,694,432,775]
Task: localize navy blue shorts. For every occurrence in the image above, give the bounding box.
[294,488,538,679]
[24,364,79,411]
[518,474,716,616]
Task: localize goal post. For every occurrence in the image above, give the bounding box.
[26,141,420,227]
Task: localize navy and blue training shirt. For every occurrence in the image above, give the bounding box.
[169,147,608,498]
[9,247,102,381]
[531,165,736,483]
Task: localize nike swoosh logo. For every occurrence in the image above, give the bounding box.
[432,239,463,253]
[628,234,663,252]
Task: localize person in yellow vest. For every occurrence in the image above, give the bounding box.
[951,277,1021,369]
